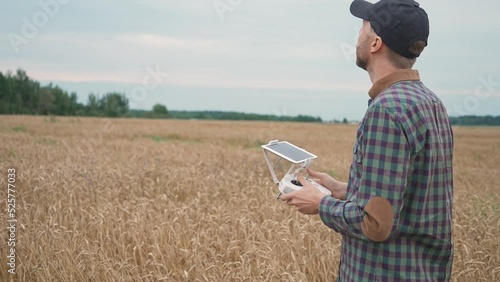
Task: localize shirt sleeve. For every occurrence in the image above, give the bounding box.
[319,105,410,242]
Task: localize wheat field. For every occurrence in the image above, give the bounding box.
[0,115,499,281]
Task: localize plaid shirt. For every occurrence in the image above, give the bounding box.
[319,70,454,282]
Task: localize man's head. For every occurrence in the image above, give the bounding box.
[351,0,429,70]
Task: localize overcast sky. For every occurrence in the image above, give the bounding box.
[1,0,499,120]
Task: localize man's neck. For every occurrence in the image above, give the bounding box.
[367,64,400,84]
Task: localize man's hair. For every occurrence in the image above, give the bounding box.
[386,41,427,69]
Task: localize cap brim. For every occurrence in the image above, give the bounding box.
[350,0,373,20]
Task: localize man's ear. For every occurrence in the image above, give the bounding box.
[370,36,383,54]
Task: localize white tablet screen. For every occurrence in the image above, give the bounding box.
[262,141,316,163]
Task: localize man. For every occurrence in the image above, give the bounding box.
[280,0,454,281]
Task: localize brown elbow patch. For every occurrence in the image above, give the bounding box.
[361,197,394,242]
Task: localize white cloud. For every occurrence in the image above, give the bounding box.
[115,34,231,55]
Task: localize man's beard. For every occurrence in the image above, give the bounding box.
[356,39,370,71]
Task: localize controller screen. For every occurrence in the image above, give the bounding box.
[264,142,316,163]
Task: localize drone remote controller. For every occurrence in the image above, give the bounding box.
[279,173,332,196]
[261,140,332,198]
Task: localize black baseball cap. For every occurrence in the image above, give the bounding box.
[350,0,429,59]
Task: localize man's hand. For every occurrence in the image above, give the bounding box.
[306,168,347,200]
[280,174,326,215]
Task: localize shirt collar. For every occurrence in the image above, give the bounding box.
[368,69,420,99]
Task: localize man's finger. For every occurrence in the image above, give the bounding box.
[311,178,323,185]
[297,174,308,186]
[306,168,321,178]
[280,193,293,201]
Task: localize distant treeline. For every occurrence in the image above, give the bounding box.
[1,68,499,125]
[449,116,500,126]
[0,68,322,122]
[130,109,323,122]
[0,69,129,117]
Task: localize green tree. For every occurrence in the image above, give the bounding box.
[0,72,8,113]
[51,86,71,115]
[143,103,169,119]
[14,69,39,114]
[99,92,129,117]
[153,103,168,115]
[38,88,56,115]
[86,93,99,116]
